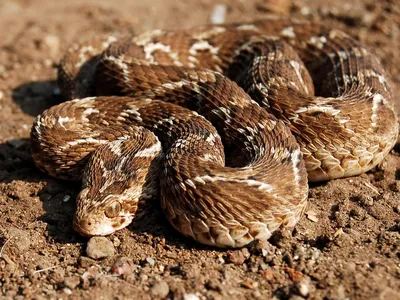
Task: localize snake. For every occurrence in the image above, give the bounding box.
[30,17,398,248]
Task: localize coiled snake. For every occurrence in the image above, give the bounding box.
[30,17,398,248]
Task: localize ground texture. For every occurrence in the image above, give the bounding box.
[0,0,399,299]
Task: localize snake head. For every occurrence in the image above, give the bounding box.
[73,191,141,236]
[72,136,161,237]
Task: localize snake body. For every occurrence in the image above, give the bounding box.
[30,17,398,248]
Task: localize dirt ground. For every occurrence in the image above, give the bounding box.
[0,0,399,299]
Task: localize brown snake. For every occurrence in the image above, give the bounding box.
[30,17,398,248]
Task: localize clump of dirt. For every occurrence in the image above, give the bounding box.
[0,0,399,299]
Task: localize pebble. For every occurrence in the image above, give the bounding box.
[293,245,305,260]
[306,210,319,222]
[249,239,272,256]
[294,277,311,297]
[251,290,262,298]
[111,257,136,276]
[255,0,291,14]
[150,280,170,298]
[205,279,221,291]
[358,194,374,207]
[78,256,96,268]
[113,237,121,247]
[44,34,60,58]
[333,228,344,239]
[86,237,115,259]
[63,288,72,295]
[217,254,225,264]
[145,257,156,266]
[284,267,303,281]
[183,294,200,300]
[241,280,258,289]
[6,227,31,254]
[210,5,226,24]
[63,276,80,289]
[300,6,311,16]
[226,248,250,265]
[259,269,275,281]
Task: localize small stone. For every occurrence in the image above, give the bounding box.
[255,0,291,14]
[210,5,226,24]
[217,254,225,264]
[226,248,250,265]
[63,288,72,295]
[49,268,65,283]
[358,194,374,207]
[6,227,31,254]
[113,237,121,247]
[335,284,347,298]
[63,276,80,289]
[206,279,221,291]
[140,274,149,281]
[81,266,101,289]
[145,257,156,266]
[300,7,311,15]
[241,280,258,289]
[86,237,115,259]
[111,257,136,276]
[294,277,311,297]
[293,245,305,260]
[150,280,170,298]
[259,269,275,281]
[249,239,272,256]
[306,210,319,222]
[78,256,96,268]
[308,247,321,261]
[345,262,356,272]
[284,267,303,281]
[62,195,71,202]
[297,280,310,297]
[333,228,344,239]
[44,35,60,58]
[252,290,262,298]
[183,294,200,300]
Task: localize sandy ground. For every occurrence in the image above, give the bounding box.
[0,0,399,299]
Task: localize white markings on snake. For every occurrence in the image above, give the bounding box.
[134,142,162,158]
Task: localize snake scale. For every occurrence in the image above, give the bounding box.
[30,17,398,248]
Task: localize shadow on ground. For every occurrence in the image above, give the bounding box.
[12,80,64,117]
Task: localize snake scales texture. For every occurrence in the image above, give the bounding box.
[30,17,398,248]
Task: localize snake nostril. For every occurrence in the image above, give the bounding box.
[78,219,95,232]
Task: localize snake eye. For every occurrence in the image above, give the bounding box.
[105,202,121,218]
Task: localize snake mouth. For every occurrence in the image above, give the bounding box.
[72,216,118,237]
[72,213,133,237]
